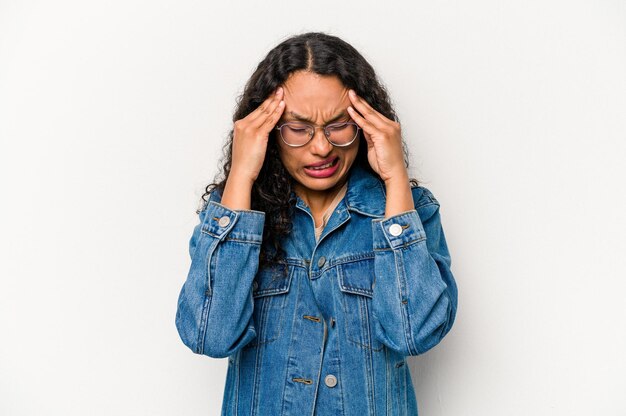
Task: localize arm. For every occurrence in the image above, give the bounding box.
[174,189,264,358]
[371,186,458,356]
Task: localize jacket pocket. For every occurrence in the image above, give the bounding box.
[246,263,293,347]
[338,259,384,351]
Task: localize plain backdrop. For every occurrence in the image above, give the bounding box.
[1,0,625,415]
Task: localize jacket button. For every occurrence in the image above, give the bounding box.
[218,216,231,227]
[324,374,337,388]
[317,256,326,268]
[388,223,403,236]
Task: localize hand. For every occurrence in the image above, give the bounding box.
[230,87,285,183]
[347,90,408,183]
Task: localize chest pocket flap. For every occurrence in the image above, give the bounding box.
[247,263,294,347]
[338,258,382,351]
[252,263,293,298]
[338,258,375,298]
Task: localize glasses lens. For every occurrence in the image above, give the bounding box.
[327,123,358,145]
[280,123,313,146]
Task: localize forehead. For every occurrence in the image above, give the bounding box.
[281,71,350,120]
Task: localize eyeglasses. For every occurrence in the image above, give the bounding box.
[275,121,360,148]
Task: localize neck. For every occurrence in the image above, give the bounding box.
[295,178,348,217]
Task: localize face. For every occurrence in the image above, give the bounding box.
[276,71,360,198]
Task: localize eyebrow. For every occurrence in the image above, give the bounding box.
[283,111,349,124]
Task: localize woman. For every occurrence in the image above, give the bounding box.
[175,32,458,416]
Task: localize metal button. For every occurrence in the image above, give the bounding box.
[389,223,403,236]
[324,374,337,388]
[218,216,231,227]
[317,256,326,268]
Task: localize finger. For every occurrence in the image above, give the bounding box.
[347,105,378,140]
[249,88,284,128]
[248,87,284,124]
[249,87,283,122]
[348,90,389,128]
[260,99,285,134]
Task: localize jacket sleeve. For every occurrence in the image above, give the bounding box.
[371,186,458,356]
[175,190,265,358]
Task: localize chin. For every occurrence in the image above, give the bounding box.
[296,170,346,192]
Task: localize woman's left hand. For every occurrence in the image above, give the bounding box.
[347,90,408,183]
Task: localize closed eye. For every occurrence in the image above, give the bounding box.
[327,123,350,130]
[286,126,309,132]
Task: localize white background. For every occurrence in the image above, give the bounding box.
[1,0,625,415]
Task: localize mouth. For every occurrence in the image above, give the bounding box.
[305,156,339,170]
[303,156,340,178]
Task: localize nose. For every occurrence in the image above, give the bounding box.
[309,127,333,156]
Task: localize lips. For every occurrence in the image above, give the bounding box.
[306,156,338,169]
[303,156,341,178]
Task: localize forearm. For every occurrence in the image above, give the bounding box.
[371,189,458,356]
[175,192,265,358]
[221,171,254,211]
[384,173,414,218]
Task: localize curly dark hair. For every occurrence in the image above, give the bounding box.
[199,32,419,270]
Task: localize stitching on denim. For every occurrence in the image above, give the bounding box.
[311,318,326,411]
[363,295,377,414]
[223,236,263,244]
[251,321,263,416]
[280,275,301,416]
[330,252,375,266]
[373,235,427,252]
[252,266,294,298]
[196,295,211,355]
[394,248,419,356]
[277,258,307,268]
[342,286,373,297]
[333,324,347,416]
[338,260,375,298]
[416,201,439,211]
[385,347,392,414]
[346,207,385,218]
[248,291,287,347]
[339,266,384,352]
[201,228,263,244]
[233,349,240,414]
[196,236,217,353]
[209,201,266,216]
[248,266,293,347]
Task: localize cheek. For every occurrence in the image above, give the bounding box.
[344,141,360,162]
[274,137,289,164]
[276,146,298,173]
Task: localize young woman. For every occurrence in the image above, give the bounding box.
[175,32,458,416]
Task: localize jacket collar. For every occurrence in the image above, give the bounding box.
[293,162,386,218]
[343,162,386,218]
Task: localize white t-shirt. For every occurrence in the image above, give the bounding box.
[314,182,348,242]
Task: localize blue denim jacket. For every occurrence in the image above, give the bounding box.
[175,163,458,416]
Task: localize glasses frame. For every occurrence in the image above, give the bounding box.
[274,120,361,148]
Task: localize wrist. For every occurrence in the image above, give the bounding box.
[383,172,413,218]
[221,172,254,211]
[227,170,255,189]
[383,169,409,188]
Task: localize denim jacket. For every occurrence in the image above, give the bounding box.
[175,163,458,416]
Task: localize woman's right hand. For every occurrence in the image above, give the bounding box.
[230,87,285,184]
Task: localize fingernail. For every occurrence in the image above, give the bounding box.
[349,90,356,97]
[276,87,283,95]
